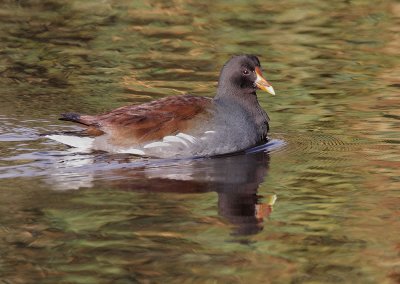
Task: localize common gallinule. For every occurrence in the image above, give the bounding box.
[49,55,275,158]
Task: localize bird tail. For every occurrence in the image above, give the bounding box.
[59,113,104,136]
[59,113,87,125]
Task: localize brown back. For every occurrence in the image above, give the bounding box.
[79,95,213,146]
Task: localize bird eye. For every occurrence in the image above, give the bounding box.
[242,69,250,75]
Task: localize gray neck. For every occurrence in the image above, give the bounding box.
[215,79,256,100]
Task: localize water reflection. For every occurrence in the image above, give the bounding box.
[108,152,276,236]
[43,145,277,236]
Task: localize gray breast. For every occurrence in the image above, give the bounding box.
[199,99,267,155]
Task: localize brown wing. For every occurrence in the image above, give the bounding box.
[63,95,213,146]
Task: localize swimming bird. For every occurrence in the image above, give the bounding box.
[49,55,275,158]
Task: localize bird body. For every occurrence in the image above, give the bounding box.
[49,55,275,158]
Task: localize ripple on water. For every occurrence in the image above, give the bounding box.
[270,131,375,155]
[262,131,385,178]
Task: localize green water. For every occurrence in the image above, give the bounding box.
[0,0,399,283]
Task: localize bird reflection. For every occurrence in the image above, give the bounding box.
[47,146,277,236]
[107,151,276,236]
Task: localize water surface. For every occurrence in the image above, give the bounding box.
[0,0,399,283]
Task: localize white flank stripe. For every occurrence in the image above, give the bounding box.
[176,133,197,144]
[143,141,169,149]
[163,135,184,143]
[163,135,189,147]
